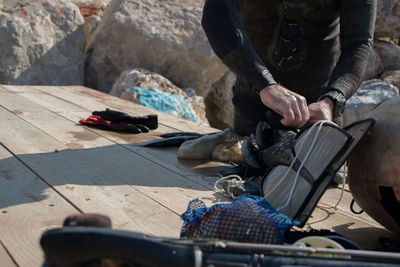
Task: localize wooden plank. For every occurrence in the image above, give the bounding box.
[0,145,79,267]
[0,241,17,267]
[1,84,202,133]
[319,187,382,227]
[0,89,226,228]
[306,206,395,250]
[3,86,174,136]
[0,104,183,236]
[25,85,218,134]
[0,85,217,169]
[71,85,219,133]
[0,86,224,196]
[10,89,175,144]
[0,86,169,152]
[126,145,230,182]
[0,88,113,150]
[0,85,40,94]
[7,87,226,188]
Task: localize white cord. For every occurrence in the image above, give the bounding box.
[317,161,347,210]
[263,124,316,199]
[277,121,327,211]
[214,174,245,199]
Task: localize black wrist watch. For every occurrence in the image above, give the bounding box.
[318,90,346,119]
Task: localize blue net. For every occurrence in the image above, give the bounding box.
[129,87,199,123]
[181,195,297,244]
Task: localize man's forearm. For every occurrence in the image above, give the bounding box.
[327,40,372,100]
[328,0,376,100]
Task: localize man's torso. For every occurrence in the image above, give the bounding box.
[238,0,342,100]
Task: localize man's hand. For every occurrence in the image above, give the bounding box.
[259,84,310,128]
[308,97,334,122]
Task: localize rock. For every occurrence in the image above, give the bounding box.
[111,68,184,96]
[343,80,399,126]
[348,96,400,235]
[375,0,400,38]
[0,0,85,85]
[72,0,111,48]
[85,0,226,96]
[373,40,400,72]
[364,48,384,80]
[73,0,111,8]
[82,15,101,47]
[110,68,209,125]
[380,69,400,89]
[205,71,236,130]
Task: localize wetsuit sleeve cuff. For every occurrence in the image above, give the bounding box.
[318,89,347,118]
[254,70,277,93]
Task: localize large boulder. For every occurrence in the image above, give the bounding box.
[381,69,400,89]
[364,48,384,80]
[342,80,399,126]
[374,40,400,72]
[72,0,111,48]
[205,71,235,130]
[375,0,400,38]
[0,0,85,85]
[111,68,209,125]
[348,96,400,235]
[85,0,226,96]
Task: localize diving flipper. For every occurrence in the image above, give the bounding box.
[135,135,200,147]
[261,119,375,226]
[158,132,204,138]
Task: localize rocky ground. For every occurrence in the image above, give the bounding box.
[1,0,400,127]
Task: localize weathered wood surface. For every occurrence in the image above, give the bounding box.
[0,145,79,266]
[0,241,17,267]
[0,85,398,266]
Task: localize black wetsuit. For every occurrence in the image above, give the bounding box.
[202,0,377,135]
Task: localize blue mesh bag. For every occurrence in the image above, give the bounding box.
[181,195,297,244]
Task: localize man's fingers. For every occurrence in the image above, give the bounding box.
[280,97,309,128]
[290,97,302,122]
[308,109,322,122]
[281,109,295,126]
[298,97,310,126]
[259,84,310,128]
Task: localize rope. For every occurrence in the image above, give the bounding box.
[214,174,245,199]
[317,161,347,211]
[276,121,327,211]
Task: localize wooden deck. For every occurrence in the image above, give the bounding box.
[0,85,397,266]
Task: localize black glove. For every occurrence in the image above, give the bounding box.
[79,108,158,133]
[92,108,158,130]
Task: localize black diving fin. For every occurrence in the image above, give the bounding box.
[136,132,219,147]
[136,130,206,147]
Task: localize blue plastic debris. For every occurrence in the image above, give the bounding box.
[130,87,199,123]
